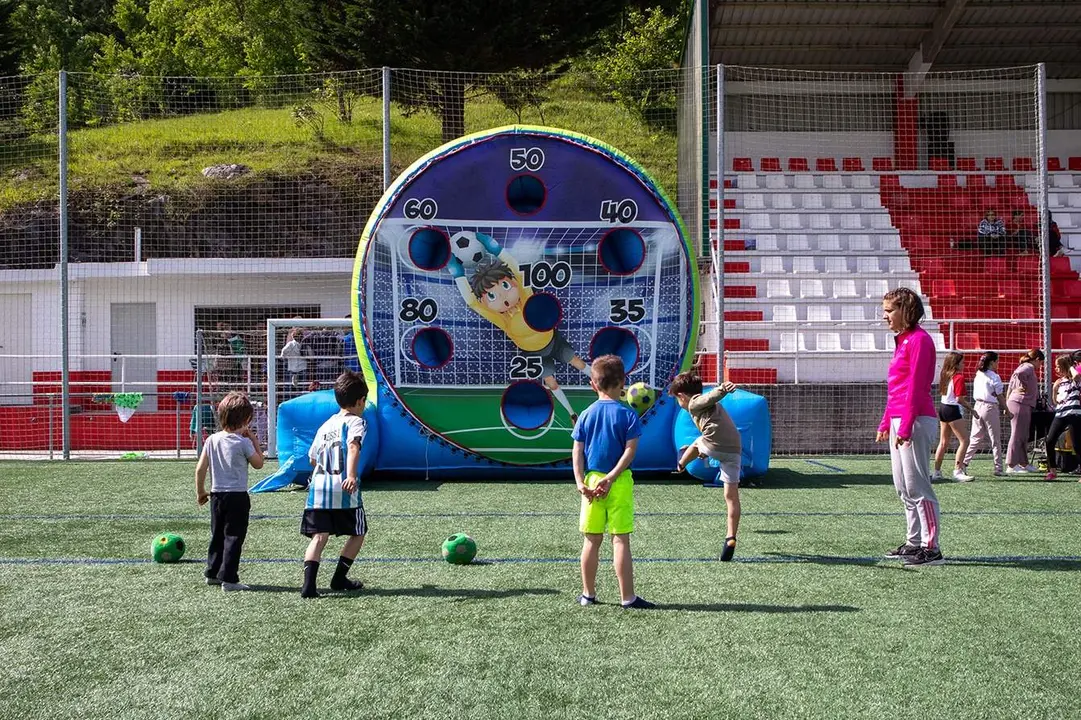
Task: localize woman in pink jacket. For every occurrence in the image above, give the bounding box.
[1005,349,1045,473]
[876,288,943,567]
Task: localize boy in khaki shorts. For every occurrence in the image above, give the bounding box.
[669,373,742,561]
[571,354,654,609]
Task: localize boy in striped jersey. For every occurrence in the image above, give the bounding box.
[300,370,369,599]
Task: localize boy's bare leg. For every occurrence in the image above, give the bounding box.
[304,533,329,562]
[341,534,365,560]
[725,482,741,539]
[678,444,701,470]
[612,533,635,603]
[580,533,603,598]
[570,356,590,376]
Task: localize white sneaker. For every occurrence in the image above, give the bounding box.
[953,469,974,482]
[931,470,944,481]
[205,577,222,586]
[221,582,251,592]
[1005,466,1024,474]
[1021,465,1039,473]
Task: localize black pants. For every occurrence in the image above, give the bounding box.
[1045,415,1081,472]
[206,492,251,583]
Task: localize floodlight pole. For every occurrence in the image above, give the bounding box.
[382,67,392,190]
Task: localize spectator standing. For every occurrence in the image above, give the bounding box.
[963,351,1010,476]
[1006,349,1045,474]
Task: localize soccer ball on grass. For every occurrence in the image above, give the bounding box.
[441,533,477,565]
[151,533,186,563]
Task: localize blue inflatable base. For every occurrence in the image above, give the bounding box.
[256,385,770,489]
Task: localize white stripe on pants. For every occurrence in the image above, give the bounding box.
[889,416,941,549]
[964,400,1003,471]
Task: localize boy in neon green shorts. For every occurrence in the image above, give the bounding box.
[571,354,654,609]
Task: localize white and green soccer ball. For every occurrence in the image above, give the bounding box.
[624,382,657,415]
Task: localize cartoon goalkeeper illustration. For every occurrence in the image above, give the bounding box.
[446,231,590,422]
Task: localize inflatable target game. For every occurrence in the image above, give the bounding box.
[353,126,701,465]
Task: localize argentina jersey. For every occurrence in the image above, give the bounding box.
[307,411,366,510]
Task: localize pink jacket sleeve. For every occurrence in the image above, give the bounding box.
[899,332,935,440]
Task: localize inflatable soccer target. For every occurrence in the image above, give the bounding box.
[353,126,700,465]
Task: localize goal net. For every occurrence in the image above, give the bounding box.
[715,65,1052,454]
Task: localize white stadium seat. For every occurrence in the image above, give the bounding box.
[737,173,758,189]
[833,279,858,298]
[743,193,765,209]
[792,256,817,273]
[865,279,889,298]
[779,214,802,229]
[861,194,882,209]
[818,234,842,251]
[787,234,811,251]
[887,256,910,273]
[773,304,797,322]
[794,174,816,189]
[1069,194,1081,208]
[765,174,787,189]
[852,175,875,189]
[850,332,877,351]
[840,214,863,230]
[823,256,848,273]
[800,279,826,298]
[748,213,771,229]
[816,333,842,352]
[832,194,855,209]
[780,332,798,352]
[849,234,873,251]
[773,193,795,209]
[767,280,793,298]
[856,256,881,273]
[760,256,785,274]
[809,214,831,229]
[822,175,845,189]
[878,234,902,251]
[755,234,780,251]
[840,305,865,321]
[808,305,833,322]
[803,193,825,209]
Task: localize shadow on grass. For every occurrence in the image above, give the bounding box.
[947,557,1081,572]
[245,583,561,600]
[655,602,859,613]
[753,467,891,490]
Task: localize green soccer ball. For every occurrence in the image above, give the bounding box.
[625,382,657,415]
[441,533,477,565]
[151,533,186,564]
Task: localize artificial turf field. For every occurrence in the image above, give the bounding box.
[1,456,1080,720]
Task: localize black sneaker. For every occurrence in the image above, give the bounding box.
[577,594,597,606]
[621,596,656,610]
[720,536,737,562]
[330,576,364,592]
[904,547,945,567]
[884,543,920,559]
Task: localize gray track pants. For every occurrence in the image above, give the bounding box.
[889,416,941,549]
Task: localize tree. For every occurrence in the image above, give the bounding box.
[303,0,625,142]
[0,0,21,76]
[591,6,683,131]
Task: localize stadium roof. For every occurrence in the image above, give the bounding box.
[709,0,1081,78]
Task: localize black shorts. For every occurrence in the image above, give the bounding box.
[938,404,963,423]
[301,507,367,538]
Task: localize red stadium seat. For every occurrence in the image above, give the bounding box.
[842,157,864,172]
[956,332,982,350]
[872,157,894,171]
[984,157,1005,171]
[1012,157,1036,172]
[994,174,1015,187]
[816,158,838,172]
[1061,333,1081,350]
[1048,157,1064,171]
[1069,157,1081,171]
[933,279,958,298]
[761,157,782,172]
[1051,256,1074,277]
[937,174,958,188]
[733,157,753,172]
[930,158,951,171]
[788,157,810,172]
[1062,280,1081,298]
[968,174,988,188]
[956,158,977,171]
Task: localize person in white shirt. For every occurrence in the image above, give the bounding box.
[962,351,1010,476]
[280,328,308,387]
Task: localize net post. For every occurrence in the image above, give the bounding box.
[195,329,205,457]
[714,63,725,382]
[266,319,278,458]
[382,67,392,190]
[1036,63,1051,395]
[58,70,71,460]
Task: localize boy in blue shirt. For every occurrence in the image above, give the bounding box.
[300,370,369,598]
[571,354,654,609]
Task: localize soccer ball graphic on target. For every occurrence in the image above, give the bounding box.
[450,231,488,267]
[624,382,657,415]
